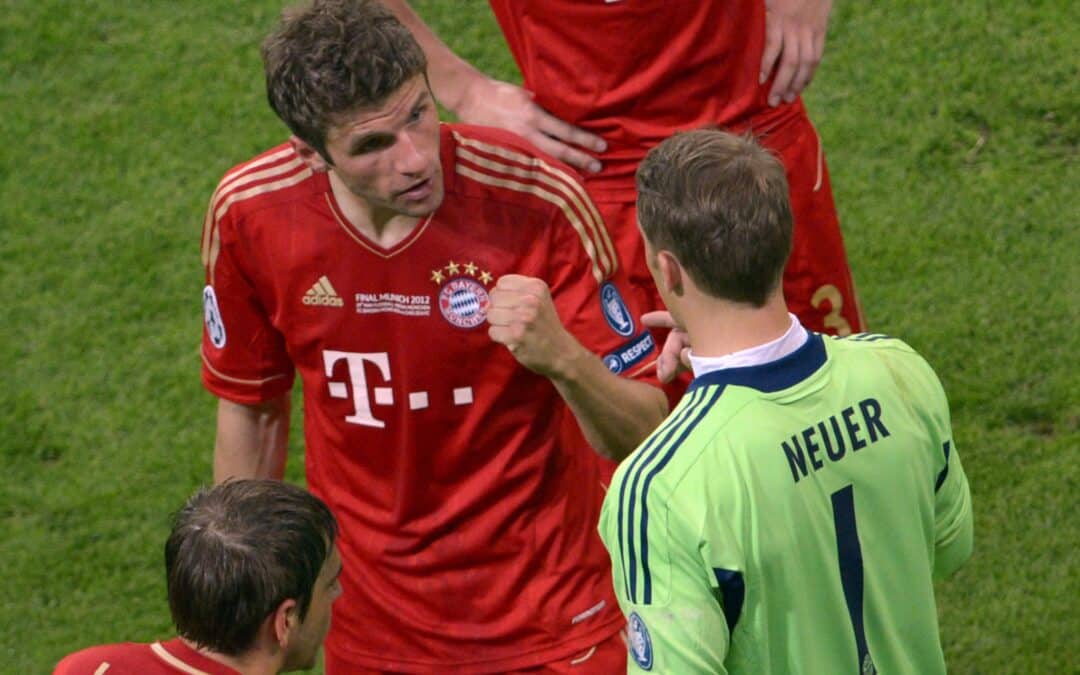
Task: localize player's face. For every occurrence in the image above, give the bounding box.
[282,545,343,672]
[320,75,444,220]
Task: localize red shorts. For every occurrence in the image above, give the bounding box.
[588,114,865,339]
[324,629,627,674]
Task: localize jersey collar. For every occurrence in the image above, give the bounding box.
[686,332,827,394]
[689,313,807,375]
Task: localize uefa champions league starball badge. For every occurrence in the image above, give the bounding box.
[627,612,654,670]
[431,260,495,329]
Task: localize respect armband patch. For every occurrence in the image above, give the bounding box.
[602,331,655,374]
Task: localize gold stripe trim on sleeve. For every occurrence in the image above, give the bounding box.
[201,349,291,387]
[455,163,604,285]
[200,201,216,270]
[201,150,300,267]
[212,165,312,224]
[812,125,824,192]
[452,131,617,276]
[211,157,305,218]
[204,167,313,284]
[220,146,294,185]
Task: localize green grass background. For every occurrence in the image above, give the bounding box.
[1,1,1076,672]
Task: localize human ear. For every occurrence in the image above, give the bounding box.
[272,598,300,646]
[656,250,684,297]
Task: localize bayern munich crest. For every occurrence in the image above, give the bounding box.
[432,260,495,329]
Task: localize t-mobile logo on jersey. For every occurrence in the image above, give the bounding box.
[323,350,473,428]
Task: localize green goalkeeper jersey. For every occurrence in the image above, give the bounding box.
[599,332,973,674]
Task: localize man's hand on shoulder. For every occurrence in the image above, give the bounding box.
[760,0,832,107]
[487,274,582,378]
[456,77,607,174]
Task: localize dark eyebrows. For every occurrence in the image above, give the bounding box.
[343,87,431,154]
[410,90,431,114]
[348,132,392,155]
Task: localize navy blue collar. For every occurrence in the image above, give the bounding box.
[687,332,827,394]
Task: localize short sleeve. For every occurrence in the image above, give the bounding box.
[913,356,973,580]
[932,438,973,579]
[544,190,659,383]
[600,459,733,674]
[200,199,294,404]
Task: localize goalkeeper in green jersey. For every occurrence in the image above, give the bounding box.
[599,129,973,674]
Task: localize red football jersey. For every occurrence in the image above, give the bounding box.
[54,639,240,675]
[489,0,801,196]
[200,124,656,672]
[488,0,866,337]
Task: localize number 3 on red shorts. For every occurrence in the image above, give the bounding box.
[811,284,853,336]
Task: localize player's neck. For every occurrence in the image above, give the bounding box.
[329,172,421,249]
[182,638,281,675]
[681,291,792,358]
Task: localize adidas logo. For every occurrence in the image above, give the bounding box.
[303,275,344,307]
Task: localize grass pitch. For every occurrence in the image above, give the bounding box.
[1,1,1076,672]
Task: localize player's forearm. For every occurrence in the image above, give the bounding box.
[381,0,487,115]
[213,395,291,482]
[551,342,668,461]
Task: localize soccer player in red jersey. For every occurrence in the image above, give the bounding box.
[386,0,866,345]
[200,1,666,672]
[53,480,342,675]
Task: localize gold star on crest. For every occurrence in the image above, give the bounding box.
[446,261,461,275]
[478,270,494,284]
[463,261,478,276]
[430,269,445,284]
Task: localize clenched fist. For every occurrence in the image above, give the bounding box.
[487,274,578,378]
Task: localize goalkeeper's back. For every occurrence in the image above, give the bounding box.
[599,128,973,674]
[601,332,973,674]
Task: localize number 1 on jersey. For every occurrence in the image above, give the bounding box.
[831,484,876,674]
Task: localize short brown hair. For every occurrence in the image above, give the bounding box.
[261,0,427,157]
[165,479,338,656]
[636,129,793,306]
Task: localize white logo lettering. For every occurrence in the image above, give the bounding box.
[322,350,391,428]
[355,291,432,316]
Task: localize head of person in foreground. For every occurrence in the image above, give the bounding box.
[167,479,342,672]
